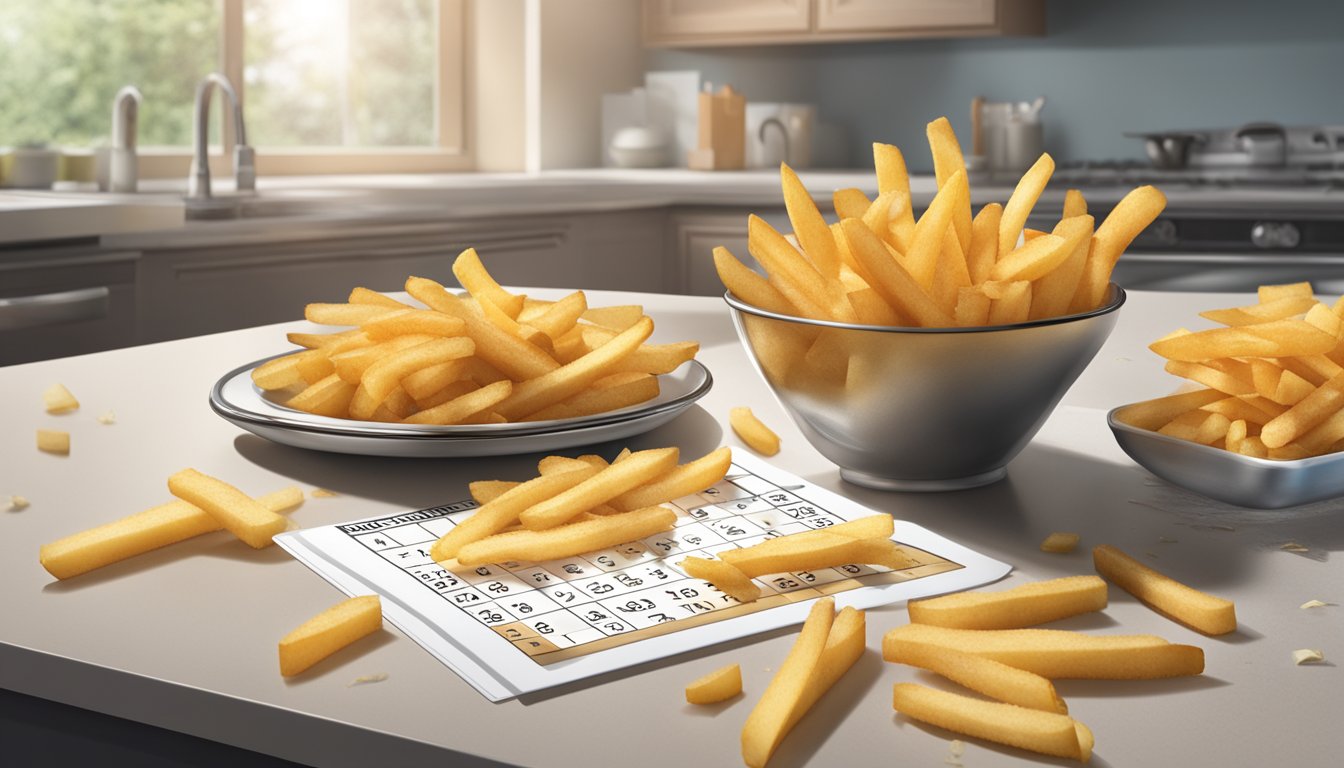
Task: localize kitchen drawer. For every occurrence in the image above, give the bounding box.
[0,248,138,366]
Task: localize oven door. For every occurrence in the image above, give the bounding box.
[1113,251,1344,295]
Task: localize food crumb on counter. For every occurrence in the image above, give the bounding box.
[1281,542,1310,553]
[1158,536,1179,544]
[311,488,339,498]
[97,410,116,425]
[1144,551,1159,559]
[1039,532,1080,554]
[348,673,388,687]
[1300,600,1330,610]
[43,383,79,414]
[8,495,30,512]
[36,429,70,455]
[1292,649,1325,665]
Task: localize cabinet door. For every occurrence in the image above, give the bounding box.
[669,208,791,296]
[0,248,138,366]
[644,0,811,45]
[816,0,995,31]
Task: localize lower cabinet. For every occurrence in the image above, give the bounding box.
[0,247,139,366]
[665,207,789,296]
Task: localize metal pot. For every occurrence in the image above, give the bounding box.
[1126,131,1205,169]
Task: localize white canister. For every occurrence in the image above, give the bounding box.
[2,146,61,189]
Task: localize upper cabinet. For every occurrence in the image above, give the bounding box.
[643,0,1043,47]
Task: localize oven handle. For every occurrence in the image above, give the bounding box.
[0,287,111,331]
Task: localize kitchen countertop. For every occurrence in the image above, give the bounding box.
[6,168,1340,252]
[2,288,1340,767]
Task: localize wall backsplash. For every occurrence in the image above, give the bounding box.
[644,0,1344,170]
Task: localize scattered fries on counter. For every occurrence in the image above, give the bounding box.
[686,663,743,705]
[715,116,1166,330]
[729,407,781,456]
[252,248,700,425]
[1115,281,1344,458]
[279,595,383,677]
[1093,545,1237,635]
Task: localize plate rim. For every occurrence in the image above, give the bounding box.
[209,354,713,441]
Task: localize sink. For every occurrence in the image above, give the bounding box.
[183,192,360,220]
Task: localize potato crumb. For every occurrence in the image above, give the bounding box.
[8,496,30,511]
[1292,649,1325,665]
[36,429,70,455]
[348,673,388,687]
[97,410,117,425]
[43,383,79,414]
[1281,542,1309,553]
[1039,532,1079,553]
[311,488,339,498]
[949,740,965,757]
[1300,600,1329,610]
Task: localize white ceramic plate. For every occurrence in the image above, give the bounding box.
[210,356,712,457]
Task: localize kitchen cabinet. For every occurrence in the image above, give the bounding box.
[666,206,790,295]
[135,210,667,344]
[0,245,138,366]
[643,0,1043,47]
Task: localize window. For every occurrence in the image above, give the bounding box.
[0,0,467,177]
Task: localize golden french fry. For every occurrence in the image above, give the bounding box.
[930,206,973,316]
[612,446,732,511]
[781,163,840,278]
[847,286,904,326]
[906,168,967,290]
[998,153,1054,258]
[685,663,743,705]
[874,142,911,204]
[494,317,653,420]
[908,576,1107,630]
[985,280,1032,326]
[330,334,437,384]
[1149,320,1337,362]
[1112,388,1225,430]
[1063,188,1088,219]
[832,187,872,221]
[841,218,954,327]
[404,379,513,425]
[720,532,910,577]
[1163,359,1255,396]
[1031,215,1095,320]
[1157,409,1232,445]
[279,595,382,677]
[882,623,1205,679]
[453,247,524,318]
[39,487,303,580]
[1225,418,1250,452]
[1261,370,1344,447]
[286,373,357,418]
[360,308,466,340]
[730,406,782,456]
[994,218,1087,283]
[1040,532,1080,553]
[285,328,363,350]
[430,467,600,561]
[304,302,397,326]
[524,291,587,340]
[749,215,856,322]
[456,505,676,566]
[470,480,519,505]
[359,336,475,403]
[579,326,699,374]
[519,447,679,530]
[891,684,1091,762]
[1201,295,1319,326]
[1072,185,1167,311]
[1201,396,1273,425]
[522,371,659,421]
[400,359,468,400]
[348,286,411,308]
[581,304,644,331]
[927,117,971,255]
[888,642,1067,714]
[413,379,478,411]
[741,598,834,768]
[680,555,762,603]
[537,455,596,475]
[1094,544,1237,635]
[1259,281,1313,304]
[406,276,559,381]
[966,203,1003,286]
[714,246,800,317]
[954,286,991,327]
[166,469,289,549]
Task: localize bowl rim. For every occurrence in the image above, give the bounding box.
[724,283,1126,333]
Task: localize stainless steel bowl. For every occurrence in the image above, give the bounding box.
[726,286,1125,491]
[1108,408,1344,509]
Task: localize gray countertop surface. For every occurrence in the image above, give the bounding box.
[1,288,1340,767]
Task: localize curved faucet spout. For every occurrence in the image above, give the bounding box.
[112,86,142,151]
[188,73,255,200]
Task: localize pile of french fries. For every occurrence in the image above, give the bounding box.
[715,117,1167,328]
[251,248,700,425]
[429,447,733,566]
[1116,281,1344,458]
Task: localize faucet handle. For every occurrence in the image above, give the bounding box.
[234,144,256,193]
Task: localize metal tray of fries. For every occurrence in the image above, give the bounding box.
[1108,406,1344,509]
[210,356,712,457]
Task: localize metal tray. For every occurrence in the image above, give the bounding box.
[1108,406,1344,509]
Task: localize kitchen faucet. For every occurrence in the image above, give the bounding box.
[187,73,255,201]
[109,85,141,192]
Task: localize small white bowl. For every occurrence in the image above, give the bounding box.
[609,127,668,168]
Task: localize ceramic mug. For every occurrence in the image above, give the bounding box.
[746,103,815,169]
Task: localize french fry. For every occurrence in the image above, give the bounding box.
[781,163,840,279]
[1201,295,1319,326]
[278,595,382,677]
[719,532,910,577]
[714,246,799,316]
[730,406,782,456]
[304,302,396,326]
[43,383,79,413]
[1062,188,1088,219]
[1072,185,1167,311]
[469,480,519,505]
[521,371,659,422]
[581,304,644,331]
[430,467,599,560]
[285,328,362,350]
[348,286,411,308]
[455,505,676,566]
[404,379,513,425]
[1039,532,1080,554]
[360,308,467,340]
[741,598,834,768]
[1030,215,1095,320]
[998,153,1054,258]
[1093,544,1237,635]
[891,684,1092,762]
[287,373,357,418]
[908,576,1108,630]
[966,203,1003,285]
[36,429,70,455]
[832,187,872,221]
[611,446,733,511]
[39,487,303,580]
[413,379,478,411]
[992,230,1079,283]
[523,291,587,340]
[906,168,967,290]
[359,336,475,403]
[453,247,524,318]
[985,280,1032,326]
[749,215,855,322]
[888,642,1067,714]
[1157,409,1231,445]
[166,469,290,549]
[680,556,763,603]
[493,317,654,420]
[579,326,699,374]
[1259,281,1313,304]
[927,117,971,255]
[519,447,679,530]
[931,208,973,315]
[1260,370,1344,447]
[841,219,954,327]
[1112,388,1225,430]
[685,663,743,705]
[882,624,1205,679]
[406,276,558,381]
[331,334,437,385]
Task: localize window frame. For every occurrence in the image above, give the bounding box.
[137,0,469,179]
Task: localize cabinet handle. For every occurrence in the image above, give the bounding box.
[0,287,111,330]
